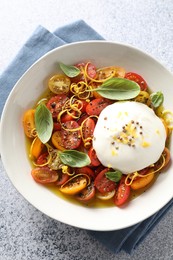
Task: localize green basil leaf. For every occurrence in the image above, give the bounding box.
[59,62,80,77]
[91,78,140,100]
[150,91,164,108]
[35,103,53,144]
[59,150,91,167]
[105,170,122,182]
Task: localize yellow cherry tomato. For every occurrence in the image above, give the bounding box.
[23,109,36,138]
[48,74,71,94]
[96,190,115,200]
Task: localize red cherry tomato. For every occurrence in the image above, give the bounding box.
[114,177,131,206]
[87,63,97,79]
[55,172,70,186]
[31,167,58,184]
[94,168,116,194]
[125,72,148,91]
[76,166,95,179]
[61,121,81,149]
[61,111,76,123]
[82,118,95,147]
[53,122,61,131]
[79,100,88,113]
[76,182,96,202]
[77,113,88,125]
[86,98,111,116]
[88,147,101,167]
[72,62,97,82]
[36,153,49,166]
[46,95,68,118]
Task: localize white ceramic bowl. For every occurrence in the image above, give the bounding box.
[1,41,173,231]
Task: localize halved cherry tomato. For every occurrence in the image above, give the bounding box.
[36,152,49,166]
[61,111,76,123]
[48,74,71,94]
[131,171,154,190]
[114,177,131,206]
[97,66,125,80]
[125,72,148,91]
[55,172,70,186]
[76,182,95,202]
[94,168,116,194]
[76,166,95,179]
[96,189,115,200]
[78,100,89,113]
[60,175,88,195]
[52,131,66,151]
[73,62,97,82]
[31,167,58,184]
[82,117,95,148]
[52,121,81,150]
[46,95,68,118]
[77,113,88,125]
[86,98,111,116]
[86,63,97,79]
[88,147,101,167]
[53,122,61,131]
[22,109,36,138]
[30,137,44,159]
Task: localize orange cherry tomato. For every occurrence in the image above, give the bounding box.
[36,152,49,166]
[52,131,65,151]
[60,175,88,195]
[131,171,154,190]
[31,167,58,184]
[23,109,36,138]
[30,137,44,159]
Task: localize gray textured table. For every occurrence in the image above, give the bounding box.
[1,1,173,259]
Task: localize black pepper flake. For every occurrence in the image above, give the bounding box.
[104,117,107,120]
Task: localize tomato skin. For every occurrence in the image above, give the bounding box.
[55,172,70,186]
[76,166,95,179]
[88,147,101,167]
[76,182,96,202]
[125,72,148,91]
[87,63,97,79]
[53,122,61,131]
[31,167,58,184]
[48,74,71,94]
[86,98,111,116]
[46,95,68,118]
[82,117,95,137]
[23,109,36,138]
[94,168,116,194]
[36,152,49,166]
[60,175,88,195]
[52,121,81,150]
[61,111,76,123]
[114,177,131,206]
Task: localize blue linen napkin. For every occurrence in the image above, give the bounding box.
[0,19,172,254]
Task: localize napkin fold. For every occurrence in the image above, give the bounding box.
[0,19,172,254]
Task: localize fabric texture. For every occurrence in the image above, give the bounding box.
[0,19,172,254]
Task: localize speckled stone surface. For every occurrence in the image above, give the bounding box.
[1,0,173,259]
